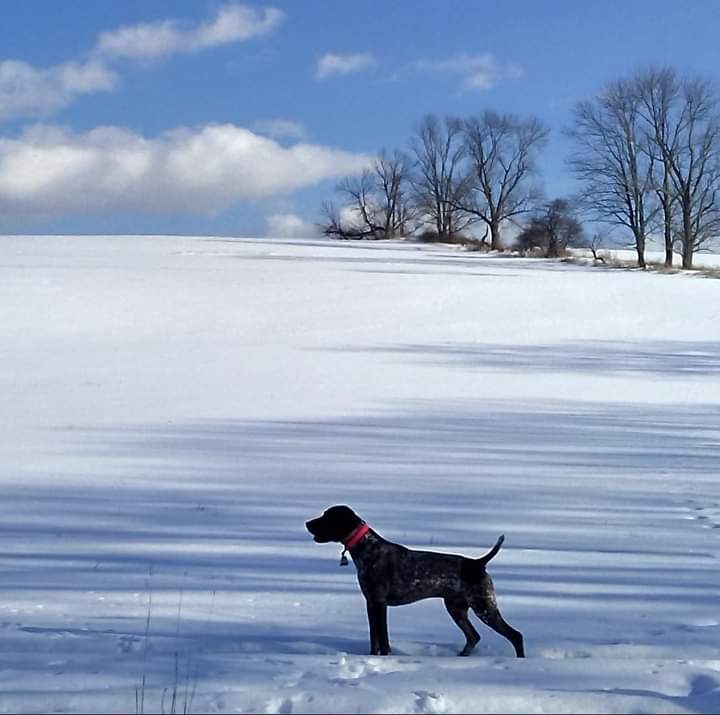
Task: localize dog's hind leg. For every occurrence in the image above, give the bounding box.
[444,597,480,656]
[474,603,525,657]
[470,573,525,657]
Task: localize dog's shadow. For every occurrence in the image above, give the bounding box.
[235,633,485,658]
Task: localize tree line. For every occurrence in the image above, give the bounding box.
[319,65,720,269]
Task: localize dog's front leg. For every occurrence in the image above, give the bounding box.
[366,600,381,655]
[376,603,391,655]
[366,601,391,655]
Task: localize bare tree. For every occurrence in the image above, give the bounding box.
[589,232,608,264]
[320,200,368,239]
[567,78,656,268]
[634,67,680,267]
[410,115,475,239]
[322,171,378,239]
[455,111,548,250]
[320,150,415,239]
[636,68,720,269]
[373,149,416,238]
[516,198,585,258]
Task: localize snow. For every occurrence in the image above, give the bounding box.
[0,234,719,714]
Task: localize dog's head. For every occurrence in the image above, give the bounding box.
[305,505,363,543]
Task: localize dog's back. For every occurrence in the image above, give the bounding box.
[353,534,504,606]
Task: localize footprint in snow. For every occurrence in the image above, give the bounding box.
[117,634,142,654]
[265,696,294,714]
[413,690,449,714]
[684,499,720,530]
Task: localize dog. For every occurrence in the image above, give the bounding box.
[305,505,524,657]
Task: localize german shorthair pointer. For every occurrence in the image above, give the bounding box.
[305,505,524,657]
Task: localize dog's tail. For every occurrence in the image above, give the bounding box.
[460,535,505,584]
[476,534,504,567]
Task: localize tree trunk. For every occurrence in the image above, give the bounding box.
[435,199,444,238]
[663,221,673,267]
[546,232,559,258]
[681,205,693,269]
[682,243,693,269]
[661,176,673,268]
[490,221,501,251]
[635,231,646,268]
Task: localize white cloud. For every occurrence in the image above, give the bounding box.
[0,59,117,120]
[254,119,307,141]
[0,123,370,220]
[266,213,317,238]
[315,53,374,80]
[412,52,523,91]
[97,3,284,60]
[0,5,283,121]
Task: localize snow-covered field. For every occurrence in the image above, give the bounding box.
[1,235,719,714]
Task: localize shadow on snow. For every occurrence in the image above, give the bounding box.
[1,400,719,708]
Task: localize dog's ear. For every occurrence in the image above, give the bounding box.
[323,505,363,538]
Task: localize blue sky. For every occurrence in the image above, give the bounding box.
[1,1,718,236]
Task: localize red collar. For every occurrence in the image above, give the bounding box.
[342,523,370,550]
